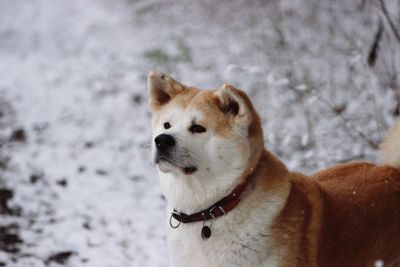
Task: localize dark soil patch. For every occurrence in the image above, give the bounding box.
[77,166,86,173]
[9,128,27,143]
[0,223,22,254]
[30,173,42,184]
[0,188,21,216]
[0,156,9,170]
[56,179,68,187]
[84,141,95,149]
[95,169,108,176]
[0,188,13,214]
[131,93,143,105]
[45,251,76,265]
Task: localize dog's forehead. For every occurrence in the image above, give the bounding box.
[164,105,205,122]
[177,90,220,114]
[180,90,228,123]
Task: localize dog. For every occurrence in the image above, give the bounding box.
[147,70,400,267]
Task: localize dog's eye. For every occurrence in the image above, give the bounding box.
[164,122,171,129]
[189,124,206,134]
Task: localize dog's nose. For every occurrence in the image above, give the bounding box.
[155,134,175,151]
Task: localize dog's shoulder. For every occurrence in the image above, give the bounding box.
[269,172,323,267]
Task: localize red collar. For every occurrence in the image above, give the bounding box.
[170,175,251,225]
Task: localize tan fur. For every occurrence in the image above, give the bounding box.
[313,163,400,267]
[254,151,400,266]
[380,120,400,169]
[149,74,265,182]
[148,71,400,267]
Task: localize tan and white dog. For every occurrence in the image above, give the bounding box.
[147,70,400,267]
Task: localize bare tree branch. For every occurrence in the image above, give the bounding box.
[379,0,400,44]
[368,19,384,66]
[314,93,380,149]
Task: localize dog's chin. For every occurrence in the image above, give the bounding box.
[157,161,174,174]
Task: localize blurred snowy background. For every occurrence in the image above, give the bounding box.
[0,0,399,266]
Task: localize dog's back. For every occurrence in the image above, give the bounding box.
[273,121,400,267]
[314,162,400,267]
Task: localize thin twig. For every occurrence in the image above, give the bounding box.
[368,19,384,66]
[379,0,400,44]
[314,93,380,149]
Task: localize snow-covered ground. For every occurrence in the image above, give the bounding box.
[0,0,399,266]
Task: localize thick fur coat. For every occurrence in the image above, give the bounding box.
[147,70,400,267]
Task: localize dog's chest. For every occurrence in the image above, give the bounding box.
[166,201,281,267]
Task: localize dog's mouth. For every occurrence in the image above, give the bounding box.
[155,155,197,175]
[182,166,197,175]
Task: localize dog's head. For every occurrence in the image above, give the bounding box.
[147,71,264,213]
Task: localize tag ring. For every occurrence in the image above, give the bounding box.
[169,214,181,229]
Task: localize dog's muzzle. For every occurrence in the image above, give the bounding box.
[154,134,197,175]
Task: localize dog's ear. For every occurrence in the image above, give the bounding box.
[147,70,186,112]
[214,84,254,128]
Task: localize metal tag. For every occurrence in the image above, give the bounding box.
[201,225,211,240]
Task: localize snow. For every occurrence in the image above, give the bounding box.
[0,0,399,266]
[375,260,385,267]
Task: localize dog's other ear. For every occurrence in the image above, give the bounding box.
[214,84,254,129]
[147,70,186,112]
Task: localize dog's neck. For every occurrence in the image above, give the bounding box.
[159,148,290,215]
[252,150,290,189]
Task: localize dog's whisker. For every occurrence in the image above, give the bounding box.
[240,243,260,253]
